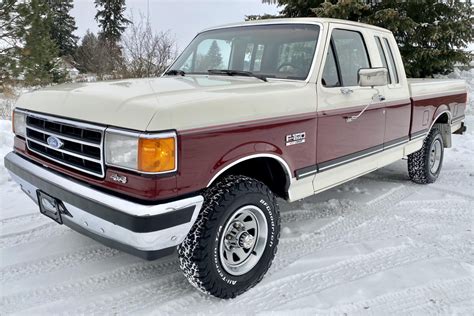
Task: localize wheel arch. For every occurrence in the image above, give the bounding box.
[207,154,293,199]
[430,110,452,148]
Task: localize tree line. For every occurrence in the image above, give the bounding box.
[0,0,177,88]
[255,0,473,78]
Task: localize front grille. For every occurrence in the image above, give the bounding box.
[25,113,105,177]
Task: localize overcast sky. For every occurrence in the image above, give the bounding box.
[71,1,473,53]
[71,0,280,51]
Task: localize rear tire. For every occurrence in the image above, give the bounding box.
[178,175,280,299]
[408,125,444,184]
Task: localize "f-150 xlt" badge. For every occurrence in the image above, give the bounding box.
[285,132,306,146]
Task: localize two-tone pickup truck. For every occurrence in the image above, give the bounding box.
[5,18,467,298]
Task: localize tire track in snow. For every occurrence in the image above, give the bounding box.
[0,222,69,249]
[326,277,474,315]
[224,244,439,310]
[0,257,180,314]
[274,185,414,268]
[67,272,192,315]
[0,245,121,283]
[0,212,44,226]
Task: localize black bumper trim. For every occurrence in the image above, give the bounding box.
[5,157,195,233]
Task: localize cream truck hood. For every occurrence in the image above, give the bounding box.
[16,76,314,131]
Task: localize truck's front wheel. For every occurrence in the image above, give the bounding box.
[178,175,280,299]
[408,125,444,184]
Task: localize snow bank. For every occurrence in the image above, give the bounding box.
[436,68,474,114]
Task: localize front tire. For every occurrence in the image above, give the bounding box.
[408,125,444,184]
[178,175,280,299]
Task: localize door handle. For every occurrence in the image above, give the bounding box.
[340,88,353,95]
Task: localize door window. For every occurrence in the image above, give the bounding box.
[330,29,370,86]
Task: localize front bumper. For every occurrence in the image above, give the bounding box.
[4,152,203,260]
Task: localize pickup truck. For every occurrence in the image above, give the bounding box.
[5,18,467,298]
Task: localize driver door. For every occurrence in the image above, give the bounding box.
[314,25,386,190]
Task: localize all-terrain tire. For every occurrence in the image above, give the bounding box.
[177,175,280,299]
[408,125,444,184]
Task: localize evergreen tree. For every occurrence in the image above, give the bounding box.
[201,40,223,71]
[313,0,473,77]
[94,0,131,42]
[20,0,62,85]
[74,30,121,79]
[0,0,30,83]
[47,0,79,57]
[262,0,324,17]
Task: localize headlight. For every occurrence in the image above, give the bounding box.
[105,129,177,173]
[12,109,27,138]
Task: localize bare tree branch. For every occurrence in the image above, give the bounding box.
[121,11,177,78]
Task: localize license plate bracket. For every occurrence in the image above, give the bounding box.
[37,190,65,224]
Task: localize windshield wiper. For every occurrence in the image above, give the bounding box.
[164,69,186,76]
[208,69,267,82]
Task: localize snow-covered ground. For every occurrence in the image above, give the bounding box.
[1,80,473,314]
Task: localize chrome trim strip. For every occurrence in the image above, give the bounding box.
[16,108,106,132]
[207,153,293,188]
[297,169,317,178]
[27,138,102,163]
[318,148,383,172]
[25,144,104,177]
[383,139,409,150]
[26,125,102,148]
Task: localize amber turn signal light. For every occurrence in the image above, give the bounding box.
[138,137,176,173]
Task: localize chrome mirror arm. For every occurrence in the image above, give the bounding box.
[345,87,385,123]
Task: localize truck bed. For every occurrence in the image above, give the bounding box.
[408,78,467,138]
[408,78,466,100]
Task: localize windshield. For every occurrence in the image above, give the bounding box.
[168,24,320,81]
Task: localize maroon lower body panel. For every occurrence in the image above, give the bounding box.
[384,101,411,145]
[411,92,467,136]
[316,106,385,165]
[177,113,317,196]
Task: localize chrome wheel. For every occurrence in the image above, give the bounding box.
[219,205,268,276]
[429,139,442,173]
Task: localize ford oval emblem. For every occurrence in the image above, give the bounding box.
[47,136,64,149]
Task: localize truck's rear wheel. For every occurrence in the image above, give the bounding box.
[408,125,444,184]
[177,175,280,299]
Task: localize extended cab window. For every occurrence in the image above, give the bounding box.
[170,24,320,80]
[328,29,370,87]
[383,38,400,84]
[375,36,391,84]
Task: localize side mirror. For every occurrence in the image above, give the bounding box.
[358,68,388,87]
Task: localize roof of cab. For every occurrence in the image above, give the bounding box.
[201,17,392,34]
